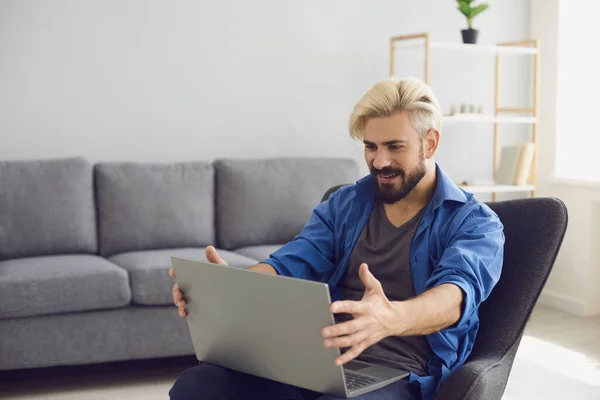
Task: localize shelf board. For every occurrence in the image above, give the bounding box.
[443,114,537,124]
[458,184,535,194]
[394,41,540,54]
[430,42,539,55]
[392,40,539,55]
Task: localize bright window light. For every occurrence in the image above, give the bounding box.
[555,0,600,182]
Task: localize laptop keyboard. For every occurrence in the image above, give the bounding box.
[344,371,381,391]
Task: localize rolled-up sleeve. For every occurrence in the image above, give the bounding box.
[262,192,339,281]
[425,207,505,327]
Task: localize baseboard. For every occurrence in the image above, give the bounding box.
[538,290,588,317]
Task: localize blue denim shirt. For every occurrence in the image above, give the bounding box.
[263,164,505,400]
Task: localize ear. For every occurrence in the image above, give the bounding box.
[424,129,440,159]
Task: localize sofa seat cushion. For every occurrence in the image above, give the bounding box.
[234,245,283,262]
[0,255,131,319]
[109,248,258,305]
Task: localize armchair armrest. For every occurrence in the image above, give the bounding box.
[433,354,514,400]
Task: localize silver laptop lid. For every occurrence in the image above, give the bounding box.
[171,256,348,397]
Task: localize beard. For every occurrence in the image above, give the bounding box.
[370,149,427,204]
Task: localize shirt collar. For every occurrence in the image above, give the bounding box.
[431,163,469,209]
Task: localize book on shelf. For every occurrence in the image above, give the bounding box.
[495,142,535,186]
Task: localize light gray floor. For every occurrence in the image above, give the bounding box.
[2,305,600,400]
[502,305,600,400]
[0,358,192,400]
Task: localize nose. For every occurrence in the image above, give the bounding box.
[372,150,392,171]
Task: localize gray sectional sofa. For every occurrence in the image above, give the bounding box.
[0,156,360,370]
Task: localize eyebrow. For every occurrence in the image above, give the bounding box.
[363,140,408,146]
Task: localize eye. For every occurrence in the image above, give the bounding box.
[365,144,377,151]
[388,145,403,151]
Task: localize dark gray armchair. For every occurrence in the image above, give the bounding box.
[321,186,568,400]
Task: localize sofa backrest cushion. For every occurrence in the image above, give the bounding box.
[95,162,215,256]
[215,158,361,249]
[0,157,97,260]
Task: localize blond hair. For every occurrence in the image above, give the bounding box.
[349,77,442,139]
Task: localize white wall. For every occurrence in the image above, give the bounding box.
[0,0,530,181]
[532,0,600,317]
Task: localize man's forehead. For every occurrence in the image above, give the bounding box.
[362,127,413,144]
[363,114,416,142]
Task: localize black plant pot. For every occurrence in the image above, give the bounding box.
[461,29,479,44]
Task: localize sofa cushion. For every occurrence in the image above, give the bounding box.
[215,158,360,249]
[95,162,215,257]
[0,157,97,260]
[109,248,258,305]
[0,255,131,319]
[234,245,283,262]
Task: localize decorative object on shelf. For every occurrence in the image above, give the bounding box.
[449,103,484,115]
[456,0,490,44]
[495,143,536,186]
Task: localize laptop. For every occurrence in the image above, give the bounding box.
[171,257,410,398]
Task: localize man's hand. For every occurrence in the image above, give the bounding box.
[168,246,228,318]
[321,263,401,366]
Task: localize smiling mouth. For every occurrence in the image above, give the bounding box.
[378,172,401,182]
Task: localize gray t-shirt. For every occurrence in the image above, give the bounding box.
[336,200,431,376]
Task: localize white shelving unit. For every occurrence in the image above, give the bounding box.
[390,32,540,200]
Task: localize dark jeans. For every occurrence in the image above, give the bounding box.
[169,363,420,400]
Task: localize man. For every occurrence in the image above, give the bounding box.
[168,77,504,400]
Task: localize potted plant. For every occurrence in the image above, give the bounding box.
[456,0,489,44]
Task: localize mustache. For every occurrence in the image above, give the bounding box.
[370,166,405,178]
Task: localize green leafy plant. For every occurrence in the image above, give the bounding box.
[456,0,489,30]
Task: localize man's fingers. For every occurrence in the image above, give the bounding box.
[335,342,368,366]
[174,296,185,308]
[168,267,175,278]
[172,283,186,307]
[358,263,383,293]
[172,277,187,318]
[324,330,368,349]
[329,300,367,316]
[206,246,229,266]
[172,290,182,305]
[172,283,180,299]
[322,317,367,339]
